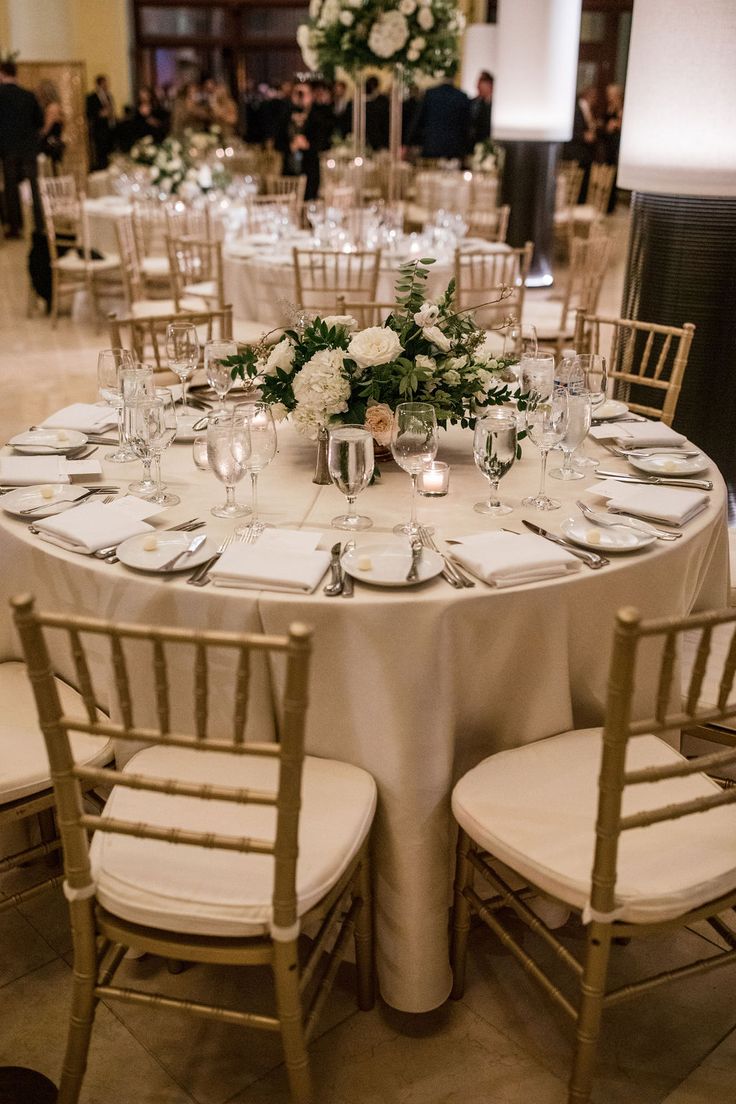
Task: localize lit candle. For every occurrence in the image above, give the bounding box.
[419,462,450,497]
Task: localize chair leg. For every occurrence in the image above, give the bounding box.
[450,828,473,1000]
[273,939,313,1104]
[568,921,612,1104]
[353,849,375,1011]
[57,900,98,1104]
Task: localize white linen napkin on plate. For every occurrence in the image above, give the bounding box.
[590,421,687,448]
[591,480,709,525]
[451,532,581,587]
[41,404,117,433]
[35,497,156,554]
[0,456,102,485]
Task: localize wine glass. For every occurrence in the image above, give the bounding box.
[549,389,592,481]
[522,387,569,511]
[390,402,438,537]
[166,322,199,414]
[124,391,180,507]
[327,424,374,530]
[121,364,156,494]
[473,411,517,515]
[207,408,252,518]
[97,348,135,462]
[205,339,237,410]
[234,402,278,535]
[573,354,607,471]
[504,323,538,360]
[520,355,555,402]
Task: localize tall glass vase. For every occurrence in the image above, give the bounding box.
[351,72,367,208]
[388,64,405,205]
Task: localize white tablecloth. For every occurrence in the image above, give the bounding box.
[84,196,133,255]
[0,423,728,1011]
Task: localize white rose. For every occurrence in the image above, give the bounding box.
[417,6,434,30]
[263,338,295,376]
[309,0,321,16]
[347,326,403,370]
[318,0,340,26]
[407,48,420,62]
[443,369,461,386]
[399,0,417,12]
[474,334,501,364]
[410,36,426,51]
[368,10,410,58]
[322,314,359,332]
[339,10,354,25]
[292,348,350,416]
[424,326,451,352]
[415,354,436,373]
[413,301,439,328]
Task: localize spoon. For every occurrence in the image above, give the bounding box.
[323,541,343,596]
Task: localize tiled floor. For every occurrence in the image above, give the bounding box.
[3,218,736,1103]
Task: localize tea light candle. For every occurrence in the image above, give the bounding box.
[418,462,450,497]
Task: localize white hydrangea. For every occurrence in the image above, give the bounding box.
[292,348,350,417]
[262,337,295,377]
[318,0,341,26]
[270,402,289,422]
[368,10,410,59]
[410,36,426,51]
[339,10,354,25]
[399,0,417,12]
[417,6,434,30]
[292,406,328,440]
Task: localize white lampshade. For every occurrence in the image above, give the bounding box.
[492,0,581,142]
[461,24,497,99]
[618,0,736,196]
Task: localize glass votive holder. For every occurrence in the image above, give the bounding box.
[418,461,450,497]
[192,435,209,470]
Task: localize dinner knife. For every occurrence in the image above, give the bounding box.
[522,520,610,569]
[595,471,713,491]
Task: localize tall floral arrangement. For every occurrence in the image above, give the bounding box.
[227,259,523,448]
[297,0,464,78]
[128,128,230,196]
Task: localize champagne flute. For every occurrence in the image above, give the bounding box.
[473,411,517,515]
[97,348,135,462]
[234,402,278,535]
[522,387,569,511]
[574,353,607,470]
[207,408,252,518]
[520,354,555,402]
[327,424,374,530]
[549,389,592,481]
[390,402,438,537]
[166,322,199,413]
[205,339,237,411]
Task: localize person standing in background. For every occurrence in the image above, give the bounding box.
[332,80,351,139]
[86,74,116,170]
[469,70,494,148]
[0,60,44,238]
[37,80,66,175]
[408,70,471,161]
[563,85,599,202]
[603,83,623,213]
[276,80,332,200]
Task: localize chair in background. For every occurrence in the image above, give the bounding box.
[12,595,376,1104]
[108,304,244,373]
[334,297,397,329]
[292,248,382,311]
[41,194,121,328]
[263,174,307,208]
[555,163,616,257]
[451,603,736,1104]
[116,215,207,318]
[165,234,265,346]
[465,204,511,243]
[454,241,534,333]
[131,195,172,289]
[38,174,78,204]
[247,193,301,232]
[573,310,696,426]
[525,233,613,356]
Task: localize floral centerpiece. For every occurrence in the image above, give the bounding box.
[470,139,502,174]
[297,0,464,78]
[128,127,230,196]
[227,259,526,464]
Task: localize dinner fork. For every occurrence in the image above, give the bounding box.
[186,533,234,586]
[418,526,473,589]
[101,518,205,564]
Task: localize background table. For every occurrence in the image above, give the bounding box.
[0,423,728,1011]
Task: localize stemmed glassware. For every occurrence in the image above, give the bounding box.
[573,354,607,470]
[207,408,252,518]
[549,389,592,480]
[473,410,518,515]
[204,339,237,410]
[166,322,199,414]
[124,389,180,507]
[97,348,135,462]
[520,354,555,401]
[390,402,438,537]
[121,364,156,495]
[234,402,278,536]
[522,387,569,511]
[327,424,374,530]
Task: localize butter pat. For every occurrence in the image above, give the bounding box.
[357,556,373,571]
[142,535,159,552]
[663,460,677,472]
[586,528,602,545]
[56,430,69,442]
[40,484,55,500]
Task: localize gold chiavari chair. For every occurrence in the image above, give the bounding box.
[451,603,736,1104]
[334,296,397,329]
[12,595,376,1104]
[292,248,382,311]
[465,203,511,243]
[264,174,307,207]
[164,234,265,345]
[39,173,78,203]
[454,241,534,331]
[108,304,239,374]
[573,310,696,426]
[555,162,616,257]
[246,192,301,231]
[525,232,613,356]
[41,193,121,328]
[131,194,172,288]
[116,214,208,318]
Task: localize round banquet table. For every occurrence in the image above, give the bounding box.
[0,423,729,1012]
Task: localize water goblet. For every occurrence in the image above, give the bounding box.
[204,339,237,410]
[573,353,607,470]
[549,389,592,481]
[234,402,278,536]
[327,424,374,530]
[121,365,156,494]
[504,323,539,362]
[166,322,199,413]
[520,354,555,402]
[207,408,252,519]
[97,348,135,462]
[390,402,438,537]
[124,390,180,507]
[522,387,569,511]
[473,410,517,515]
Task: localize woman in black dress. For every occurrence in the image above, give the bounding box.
[36,80,65,174]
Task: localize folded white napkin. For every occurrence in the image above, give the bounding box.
[35,498,155,554]
[590,421,687,448]
[591,479,709,526]
[41,404,117,433]
[211,545,330,592]
[0,456,102,485]
[452,532,581,587]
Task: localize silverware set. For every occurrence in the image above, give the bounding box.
[322,540,355,597]
[419,526,476,588]
[595,469,713,491]
[186,526,259,587]
[96,517,205,564]
[522,519,610,569]
[20,485,120,517]
[576,500,681,541]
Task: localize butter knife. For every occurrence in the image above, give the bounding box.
[522,520,609,569]
[595,471,712,491]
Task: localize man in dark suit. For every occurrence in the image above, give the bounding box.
[409,73,471,161]
[86,74,116,171]
[0,60,44,238]
[469,71,494,148]
[563,86,599,201]
[275,81,332,200]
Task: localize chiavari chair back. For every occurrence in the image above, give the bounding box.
[585,162,617,216]
[165,233,224,311]
[454,242,534,330]
[573,311,696,426]
[41,193,120,328]
[39,173,78,204]
[165,201,212,243]
[11,595,376,1104]
[465,204,510,243]
[108,304,234,371]
[247,192,300,231]
[334,296,397,329]
[469,172,500,212]
[451,602,736,1103]
[527,232,613,355]
[293,248,382,310]
[264,174,307,207]
[558,159,585,208]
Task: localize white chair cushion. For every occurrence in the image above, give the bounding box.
[523,297,572,340]
[184,280,217,299]
[452,727,736,924]
[130,297,208,318]
[233,319,269,345]
[57,251,120,273]
[90,745,377,937]
[0,661,112,804]
[142,256,171,278]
